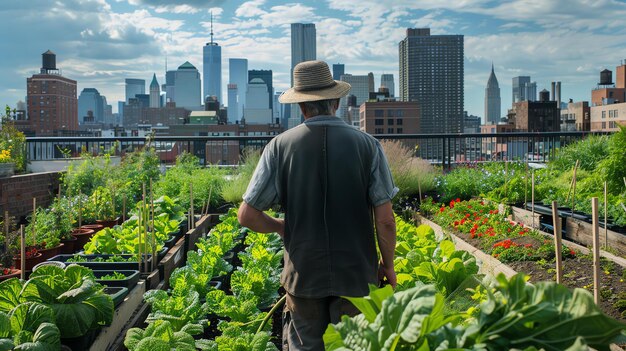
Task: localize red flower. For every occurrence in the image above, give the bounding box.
[449,201,455,208]
[440,207,445,212]
[460,219,466,225]
[570,249,576,256]
[456,198,461,203]
[454,221,459,226]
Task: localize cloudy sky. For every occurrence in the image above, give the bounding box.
[2,0,626,120]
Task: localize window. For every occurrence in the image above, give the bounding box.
[387,128,394,134]
[374,110,384,117]
[614,110,619,118]
[387,119,394,125]
[602,122,606,129]
[396,118,403,125]
[609,121,617,128]
[375,118,384,125]
[397,128,403,134]
[374,128,384,134]
[609,110,613,118]
[396,110,404,117]
[602,111,606,119]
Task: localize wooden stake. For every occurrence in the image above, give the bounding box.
[143,183,148,273]
[4,211,9,243]
[78,190,83,228]
[20,225,25,279]
[190,183,195,229]
[592,197,601,304]
[57,183,62,200]
[150,180,156,271]
[32,198,36,245]
[551,201,563,284]
[122,194,126,223]
[530,169,535,229]
[565,160,579,207]
[137,208,142,273]
[205,185,213,216]
[571,161,579,215]
[604,182,608,249]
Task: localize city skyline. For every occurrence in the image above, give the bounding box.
[2,0,626,120]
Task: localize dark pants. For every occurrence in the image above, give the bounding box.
[282,293,360,351]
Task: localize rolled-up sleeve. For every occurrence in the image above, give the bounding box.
[242,146,279,211]
[369,141,399,207]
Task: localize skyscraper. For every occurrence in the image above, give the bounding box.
[289,23,316,128]
[172,61,201,109]
[78,88,103,123]
[484,64,501,124]
[248,70,273,110]
[149,74,160,108]
[26,50,78,135]
[338,73,375,121]
[229,58,248,121]
[244,78,272,124]
[380,74,395,97]
[203,16,221,103]
[227,84,238,123]
[332,63,345,81]
[512,76,530,104]
[125,78,145,103]
[399,28,464,134]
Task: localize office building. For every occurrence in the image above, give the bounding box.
[273,91,283,124]
[484,64,501,124]
[125,78,145,103]
[512,76,537,104]
[228,58,248,121]
[339,73,374,121]
[332,63,345,81]
[359,101,419,135]
[78,88,103,124]
[203,17,221,103]
[172,61,201,109]
[244,78,272,124]
[510,90,559,132]
[149,74,160,108]
[560,100,590,131]
[590,102,626,131]
[399,28,464,134]
[380,74,394,97]
[227,84,238,123]
[248,69,273,110]
[164,70,176,103]
[591,63,626,106]
[25,50,78,135]
[289,23,316,128]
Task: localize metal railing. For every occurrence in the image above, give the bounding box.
[25,131,608,169]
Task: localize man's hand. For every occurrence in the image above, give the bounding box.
[378,261,397,289]
[238,202,285,237]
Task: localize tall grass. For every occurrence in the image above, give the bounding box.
[380,140,437,200]
[220,148,261,205]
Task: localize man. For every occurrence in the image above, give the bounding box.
[238,60,397,351]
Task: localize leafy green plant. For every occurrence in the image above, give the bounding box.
[124,320,208,351]
[100,272,127,280]
[380,139,438,200]
[0,107,27,173]
[220,148,260,205]
[324,274,626,351]
[0,265,114,339]
[213,324,277,351]
[24,207,64,249]
[0,302,61,351]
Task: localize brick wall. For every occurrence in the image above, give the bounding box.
[0,172,61,222]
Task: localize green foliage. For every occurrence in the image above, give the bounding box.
[550,134,609,172]
[0,265,114,339]
[598,125,626,193]
[155,154,227,212]
[124,320,208,351]
[99,272,126,280]
[143,286,208,332]
[107,148,161,212]
[213,325,277,351]
[62,153,113,198]
[380,139,438,199]
[324,274,626,350]
[220,148,261,205]
[0,302,60,351]
[0,107,27,173]
[24,207,63,249]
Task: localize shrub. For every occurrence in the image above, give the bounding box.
[220,148,261,205]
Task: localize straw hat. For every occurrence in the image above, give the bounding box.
[279,60,351,103]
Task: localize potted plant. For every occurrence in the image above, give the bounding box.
[89,186,118,228]
[25,207,64,260]
[0,229,20,281]
[0,108,26,175]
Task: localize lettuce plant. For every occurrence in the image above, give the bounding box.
[124,319,209,351]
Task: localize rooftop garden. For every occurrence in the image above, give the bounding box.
[0,125,624,350]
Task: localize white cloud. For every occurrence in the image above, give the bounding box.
[235,0,267,17]
[154,5,201,14]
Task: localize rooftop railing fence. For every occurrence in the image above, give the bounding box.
[25,131,608,170]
